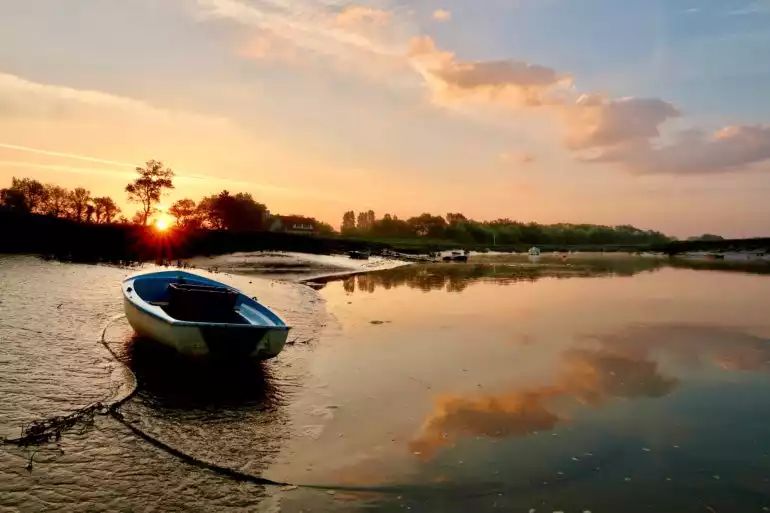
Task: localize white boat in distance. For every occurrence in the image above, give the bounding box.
[122,270,290,360]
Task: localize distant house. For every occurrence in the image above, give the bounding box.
[268,215,317,235]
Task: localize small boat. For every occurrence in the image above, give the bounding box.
[348,250,370,260]
[122,271,290,360]
[528,247,541,256]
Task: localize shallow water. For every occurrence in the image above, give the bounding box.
[2,254,770,512]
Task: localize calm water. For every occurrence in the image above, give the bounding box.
[2,254,770,512]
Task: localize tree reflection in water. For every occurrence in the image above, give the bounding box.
[333,257,770,294]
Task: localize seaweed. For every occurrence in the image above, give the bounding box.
[4,401,110,447]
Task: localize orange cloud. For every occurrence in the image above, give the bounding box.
[408,36,571,107]
[237,34,297,61]
[410,345,678,460]
[432,9,452,21]
[336,5,391,26]
[562,94,680,150]
[409,389,561,460]
[499,150,535,165]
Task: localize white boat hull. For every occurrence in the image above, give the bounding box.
[124,297,288,359]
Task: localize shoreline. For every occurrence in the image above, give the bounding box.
[183,251,415,285]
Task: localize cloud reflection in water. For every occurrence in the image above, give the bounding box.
[411,324,770,460]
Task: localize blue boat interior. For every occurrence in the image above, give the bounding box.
[128,272,287,327]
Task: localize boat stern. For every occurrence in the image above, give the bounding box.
[258,328,289,359]
[195,324,290,360]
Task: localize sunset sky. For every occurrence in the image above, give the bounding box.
[2,0,770,237]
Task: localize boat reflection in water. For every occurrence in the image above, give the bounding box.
[123,334,281,412]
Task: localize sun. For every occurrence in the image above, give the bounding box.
[154,218,170,232]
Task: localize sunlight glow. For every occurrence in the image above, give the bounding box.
[154,218,170,231]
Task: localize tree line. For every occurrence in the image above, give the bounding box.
[0,177,122,224]
[340,210,674,246]
[0,159,679,245]
[0,159,332,233]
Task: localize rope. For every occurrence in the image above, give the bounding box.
[1,317,404,493]
[2,316,290,487]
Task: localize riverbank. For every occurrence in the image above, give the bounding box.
[2,210,768,265]
[0,211,394,264]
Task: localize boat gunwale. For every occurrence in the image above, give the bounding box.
[122,270,292,330]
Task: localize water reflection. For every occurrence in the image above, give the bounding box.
[411,324,770,461]
[124,335,281,412]
[334,257,770,294]
[411,344,678,460]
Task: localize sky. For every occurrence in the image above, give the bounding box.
[2,0,770,237]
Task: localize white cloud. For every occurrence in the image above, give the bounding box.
[406,36,770,176]
[0,142,135,168]
[727,1,770,15]
[584,124,770,175]
[0,72,231,129]
[196,0,407,63]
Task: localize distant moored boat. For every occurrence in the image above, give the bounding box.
[348,250,370,260]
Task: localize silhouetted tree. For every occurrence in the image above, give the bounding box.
[315,221,337,235]
[356,212,367,230]
[370,214,412,237]
[44,185,70,217]
[2,172,676,246]
[67,187,91,222]
[446,212,467,225]
[169,198,200,228]
[407,213,447,238]
[197,190,266,231]
[0,188,29,212]
[93,196,120,223]
[125,160,174,226]
[341,211,356,233]
[688,233,724,241]
[0,177,48,213]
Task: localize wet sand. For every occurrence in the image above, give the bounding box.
[185,251,410,282]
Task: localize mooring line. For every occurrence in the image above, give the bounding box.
[2,316,407,493]
[3,316,295,487]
